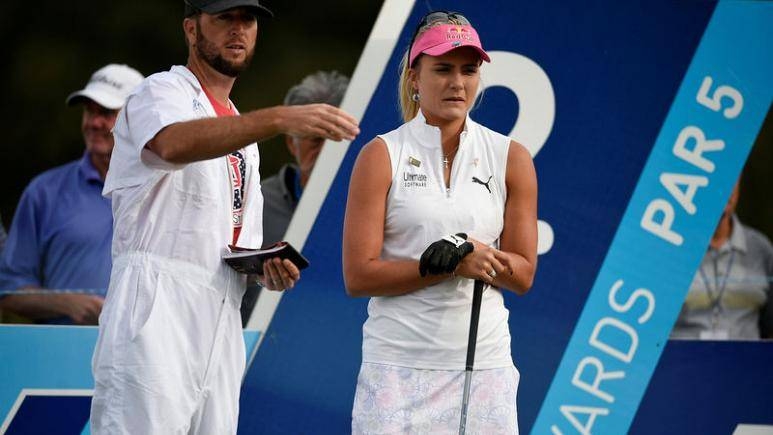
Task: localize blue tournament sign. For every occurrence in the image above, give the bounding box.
[533,2,772,433]
[0,326,260,433]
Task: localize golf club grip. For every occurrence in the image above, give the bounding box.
[464,280,485,371]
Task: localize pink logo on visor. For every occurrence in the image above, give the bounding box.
[409,24,491,66]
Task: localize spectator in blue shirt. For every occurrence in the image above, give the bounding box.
[0,64,143,324]
[672,182,773,340]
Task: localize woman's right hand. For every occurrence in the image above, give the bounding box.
[418,234,474,276]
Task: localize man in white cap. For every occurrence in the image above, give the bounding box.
[89,0,359,433]
[0,64,143,324]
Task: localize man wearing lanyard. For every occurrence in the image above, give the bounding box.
[89,0,359,433]
[672,182,773,340]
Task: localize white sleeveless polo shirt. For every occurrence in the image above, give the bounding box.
[362,111,514,370]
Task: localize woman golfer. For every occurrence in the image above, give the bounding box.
[343,10,538,434]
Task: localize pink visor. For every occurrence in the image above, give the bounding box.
[409,24,491,66]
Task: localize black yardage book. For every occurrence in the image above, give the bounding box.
[223,242,309,274]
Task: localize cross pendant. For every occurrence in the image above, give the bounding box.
[443,156,449,168]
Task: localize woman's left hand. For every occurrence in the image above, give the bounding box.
[454,238,511,284]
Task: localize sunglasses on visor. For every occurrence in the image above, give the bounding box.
[408,10,472,52]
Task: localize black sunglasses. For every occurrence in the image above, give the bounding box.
[408,10,471,63]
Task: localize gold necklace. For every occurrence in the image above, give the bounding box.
[442,144,460,168]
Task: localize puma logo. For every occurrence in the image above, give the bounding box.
[472,176,492,194]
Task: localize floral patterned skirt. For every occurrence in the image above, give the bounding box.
[352,362,519,434]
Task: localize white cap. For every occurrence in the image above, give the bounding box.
[66,64,144,110]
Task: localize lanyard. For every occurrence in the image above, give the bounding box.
[698,249,736,326]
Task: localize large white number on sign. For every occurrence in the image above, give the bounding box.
[480,51,556,254]
[696,76,743,119]
[479,50,556,157]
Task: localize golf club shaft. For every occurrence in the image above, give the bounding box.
[459,279,485,435]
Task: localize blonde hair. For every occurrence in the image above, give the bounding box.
[398,50,418,122]
[398,15,475,122]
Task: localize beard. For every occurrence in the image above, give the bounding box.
[195,21,254,77]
